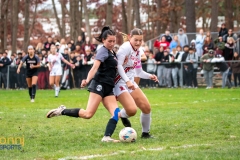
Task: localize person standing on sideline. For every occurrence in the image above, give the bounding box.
[200,49,215,89]
[46,26,122,142]
[196,29,206,58]
[114,28,158,138]
[47,44,75,97]
[177,28,189,47]
[17,46,40,102]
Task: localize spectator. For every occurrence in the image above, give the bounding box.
[231,52,240,87]
[75,28,86,46]
[219,23,228,37]
[169,35,180,52]
[0,52,2,88]
[36,42,44,54]
[58,38,69,54]
[37,53,47,89]
[160,30,172,43]
[162,50,173,88]
[177,28,189,47]
[170,47,182,88]
[70,40,76,51]
[224,37,236,61]
[72,54,84,88]
[202,36,214,55]
[146,52,157,88]
[200,49,215,89]
[211,54,231,88]
[44,37,55,51]
[214,36,225,55]
[9,55,17,89]
[195,29,206,57]
[190,39,196,49]
[181,45,190,87]
[0,52,11,89]
[185,48,198,88]
[223,29,238,43]
[154,46,165,87]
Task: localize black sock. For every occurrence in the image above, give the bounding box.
[104,118,117,137]
[61,108,80,117]
[28,87,32,99]
[32,85,36,99]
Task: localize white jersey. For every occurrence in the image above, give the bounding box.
[48,53,64,75]
[115,42,141,84]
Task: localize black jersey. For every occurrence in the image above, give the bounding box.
[21,54,40,76]
[93,46,118,86]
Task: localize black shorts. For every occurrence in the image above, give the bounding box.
[26,71,38,78]
[88,79,114,98]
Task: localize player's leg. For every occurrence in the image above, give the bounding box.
[101,95,120,142]
[31,76,38,101]
[49,76,55,88]
[46,92,102,119]
[134,77,140,85]
[54,75,61,97]
[130,88,152,138]
[26,77,33,101]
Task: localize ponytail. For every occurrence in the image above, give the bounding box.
[95,26,116,43]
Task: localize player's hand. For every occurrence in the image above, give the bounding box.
[126,81,135,90]
[17,69,20,74]
[71,64,75,69]
[150,74,159,82]
[81,79,88,88]
[30,64,34,69]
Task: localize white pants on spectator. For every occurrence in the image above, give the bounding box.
[203,70,213,88]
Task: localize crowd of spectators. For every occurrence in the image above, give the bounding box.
[1,25,240,90]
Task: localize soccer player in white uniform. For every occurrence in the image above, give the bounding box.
[48,44,75,97]
[114,28,158,138]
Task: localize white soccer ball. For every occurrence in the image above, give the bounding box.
[119,127,137,142]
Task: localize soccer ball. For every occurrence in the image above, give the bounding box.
[119,127,137,142]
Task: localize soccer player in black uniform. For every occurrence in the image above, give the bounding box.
[17,46,40,102]
[46,26,121,142]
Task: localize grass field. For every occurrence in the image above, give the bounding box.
[0,88,240,160]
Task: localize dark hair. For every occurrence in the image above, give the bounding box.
[95,26,116,43]
[130,28,143,36]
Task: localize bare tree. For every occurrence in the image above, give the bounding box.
[26,1,39,47]
[121,0,128,34]
[185,0,196,41]
[127,0,133,32]
[106,0,113,27]
[224,0,233,29]
[156,0,162,36]
[0,0,9,51]
[11,0,19,53]
[210,0,219,32]
[52,0,63,37]
[23,0,30,52]
[61,0,66,37]
[134,0,141,28]
[83,0,91,37]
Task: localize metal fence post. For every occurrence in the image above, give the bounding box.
[180,62,183,88]
[7,65,9,89]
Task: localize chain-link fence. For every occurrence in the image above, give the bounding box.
[1,60,240,90]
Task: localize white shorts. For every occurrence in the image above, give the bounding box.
[113,81,139,97]
[50,68,62,76]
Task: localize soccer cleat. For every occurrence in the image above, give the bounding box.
[141,132,154,139]
[101,136,120,143]
[30,99,35,103]
[46,105,66,118]
[121,117,131,127]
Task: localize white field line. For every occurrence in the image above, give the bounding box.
[59,143,213,160]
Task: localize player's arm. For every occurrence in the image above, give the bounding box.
[135,67,158,82]
[61,57,75,69]
[81,60,101,87]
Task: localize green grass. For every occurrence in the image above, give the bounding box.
[0,88,240,160]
